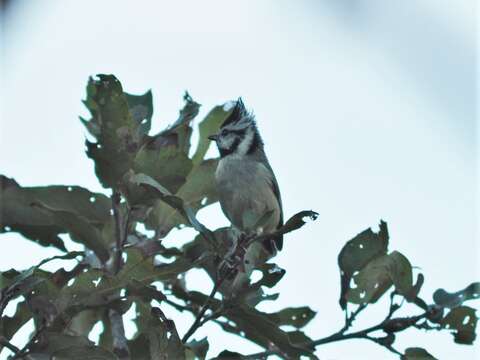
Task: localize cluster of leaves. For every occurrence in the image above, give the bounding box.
[0,75,478,359]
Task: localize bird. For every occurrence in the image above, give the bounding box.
[208,98,283,261]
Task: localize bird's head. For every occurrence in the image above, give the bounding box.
[208,98,263,158]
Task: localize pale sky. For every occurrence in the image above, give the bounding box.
[0,1,478,359]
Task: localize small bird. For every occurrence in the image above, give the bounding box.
[208,98,283,257]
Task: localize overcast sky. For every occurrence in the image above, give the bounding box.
[0,1,478,359]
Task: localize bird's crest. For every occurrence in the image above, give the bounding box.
[221,98,254,130]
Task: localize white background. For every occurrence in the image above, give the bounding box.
[0,1,478,359]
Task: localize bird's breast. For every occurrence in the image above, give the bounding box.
[215,157,280,234]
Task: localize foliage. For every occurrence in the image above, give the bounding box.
[0,74,478,359]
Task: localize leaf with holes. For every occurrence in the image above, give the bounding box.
[347,251,413,305]
[32,202,110,263]
[441,306,478,345]
[81,74,144,188]
[266,306,316,329]
[125,90,153,136]
[338,220,389,309]
[0,175,111,250]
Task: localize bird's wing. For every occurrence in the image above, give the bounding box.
[259,162,284,251]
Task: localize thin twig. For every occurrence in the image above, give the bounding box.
[243,307,429,359]
[181,271,231,343]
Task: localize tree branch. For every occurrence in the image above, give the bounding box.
[181,269,232,343]
[109,191,131,359]
[243,304,429,359]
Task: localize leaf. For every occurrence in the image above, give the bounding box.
[148,158,219,237]
[132,142,193,198]
[251,263,286,289]
[266,306,316,329]
[346,251,413,305]
[0,300,31,340]
[433,282,480,309]
[51,345,119,360]
[1,175,111,250]
[338,220,389,309]
[32,202,110,263]
[441,306,478,344]
[81,74,144,188]
[215,350,246,359]
[126,172,215,244]
[192,104,231,165]
[185,337,209,360]
[125,90,153,136]
[133,301,185,360]
[275,210,318,236]
[402,347,437,359]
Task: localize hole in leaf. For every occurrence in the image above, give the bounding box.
[201,197,208,206]
[463,316,471,325]
[359,291,366,299]
[67,186,73,192]
[302,313,308,318]
[251,270,263,283]
[374,283,379,289]
[4,226,11,231]
[88,321,103,344]
[67,278,75,287]
[359,243,364,249]
[141,118,148,125]
[89,196,96,203]
[92,277,101,287]
[292,315,297,320]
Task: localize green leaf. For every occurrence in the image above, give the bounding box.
[346,251,413,305]
[126,172,215,244]
[192,104,230,165]
[402,347,437,359]
[251,263,286,289]
[0,300,31,341]
[185,337,209,360]
[125,90,153,136]
[132,141,193,198]
[266,306,316,329]
[1,175,111,250]
[147,158,219,237]
[51,345,119,360]
[338,220,389,309]
[441,306,478,344]
[32,202,110,263]
[215,350,246,359]
[81,74,143,188]
[433,282,480,309]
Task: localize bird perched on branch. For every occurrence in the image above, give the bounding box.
[208,98,283,264]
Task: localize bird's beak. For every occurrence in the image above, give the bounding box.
[208,134,218,141]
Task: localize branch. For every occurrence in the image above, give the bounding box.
[109,192,131,359]
[111,191,129,274]
[181,268,233,343]
[243,303,429,359]
[109,309,130,360]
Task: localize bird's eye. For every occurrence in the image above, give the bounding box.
[220,129,228,136]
